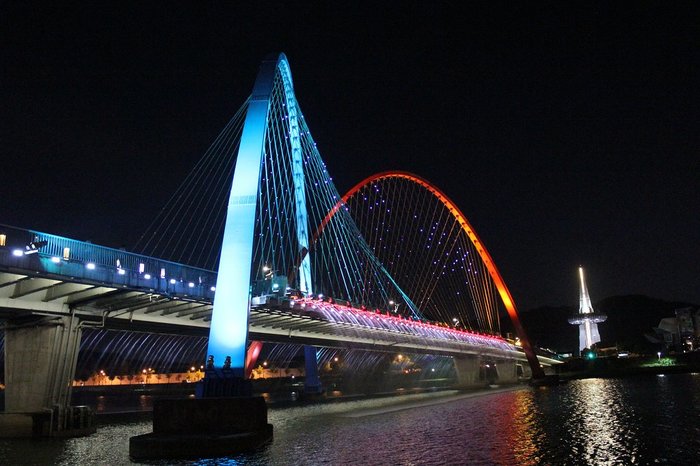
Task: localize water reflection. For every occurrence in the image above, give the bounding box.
[2,375,699,465]
[501,389,543,465]
[138,394,152,411]
[95,395,106,413]
[562,378,641,465]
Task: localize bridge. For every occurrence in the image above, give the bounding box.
[0,225,524,357]
[0,53,558,436]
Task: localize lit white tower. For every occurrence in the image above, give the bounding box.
[568,267,607,353]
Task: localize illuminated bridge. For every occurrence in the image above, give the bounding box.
[0,224,556,364]
[0,53,557,435]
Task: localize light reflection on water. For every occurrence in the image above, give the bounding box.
[561,378,642,464]
[0,374,698,465]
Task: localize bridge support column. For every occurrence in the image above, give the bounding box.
[494,359,518,384]
[518,363,530,379]
[0,315,94,437]
[453,355,484,389]
[303,346,323,394]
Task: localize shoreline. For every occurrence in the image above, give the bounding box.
[558,360,700,381]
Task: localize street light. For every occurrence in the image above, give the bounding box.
[389,300,400,313]
[142,367,155,384]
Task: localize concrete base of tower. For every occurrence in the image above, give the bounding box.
[129,397,273,461]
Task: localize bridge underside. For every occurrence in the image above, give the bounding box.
[0,270,212,330]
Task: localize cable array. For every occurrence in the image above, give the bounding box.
[343,176,502,334]
[133,63,500,334]
[251,70,420,316]
[134,102,249,269]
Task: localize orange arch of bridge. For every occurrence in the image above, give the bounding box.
[322,170,544,379]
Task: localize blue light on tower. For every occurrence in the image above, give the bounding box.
[207,54,302,376]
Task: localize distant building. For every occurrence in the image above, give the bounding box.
[568,267,607,354]
[650,307,700,352]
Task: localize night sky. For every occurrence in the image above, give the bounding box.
[2,3,698,311]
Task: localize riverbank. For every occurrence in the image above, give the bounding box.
[557,352,700,380]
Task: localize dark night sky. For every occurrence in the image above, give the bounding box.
[2,3,698,311]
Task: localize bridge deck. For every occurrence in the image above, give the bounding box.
[0,225,560,365]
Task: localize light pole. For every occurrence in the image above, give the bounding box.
[142,367,154,384]
[389,300,400,314]
[263,265,273,279]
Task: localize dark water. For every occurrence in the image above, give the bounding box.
[1,374,699,465]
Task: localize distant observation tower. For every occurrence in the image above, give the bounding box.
[568,267,607,353]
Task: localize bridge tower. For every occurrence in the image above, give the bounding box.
[201,53,321,395]
[568,266,607,354]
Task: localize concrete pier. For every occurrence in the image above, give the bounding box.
[0,315,95,437]
[453,355,484,389]
[494,359,518,384]
[454,355,521,388]
[304,345,323,394]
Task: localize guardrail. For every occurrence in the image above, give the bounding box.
[0,223,216,302]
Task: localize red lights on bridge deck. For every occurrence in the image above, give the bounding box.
[286,296,508,344]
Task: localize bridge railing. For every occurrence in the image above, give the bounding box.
[252,296,515,352]
[0,223,216,302]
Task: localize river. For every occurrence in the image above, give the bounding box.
[1,373,698,465]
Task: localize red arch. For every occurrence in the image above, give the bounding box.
[329,171,544,379]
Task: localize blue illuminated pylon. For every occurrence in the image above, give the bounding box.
[206,54,310,375]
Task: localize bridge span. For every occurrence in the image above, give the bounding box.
[1,224,558,368]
